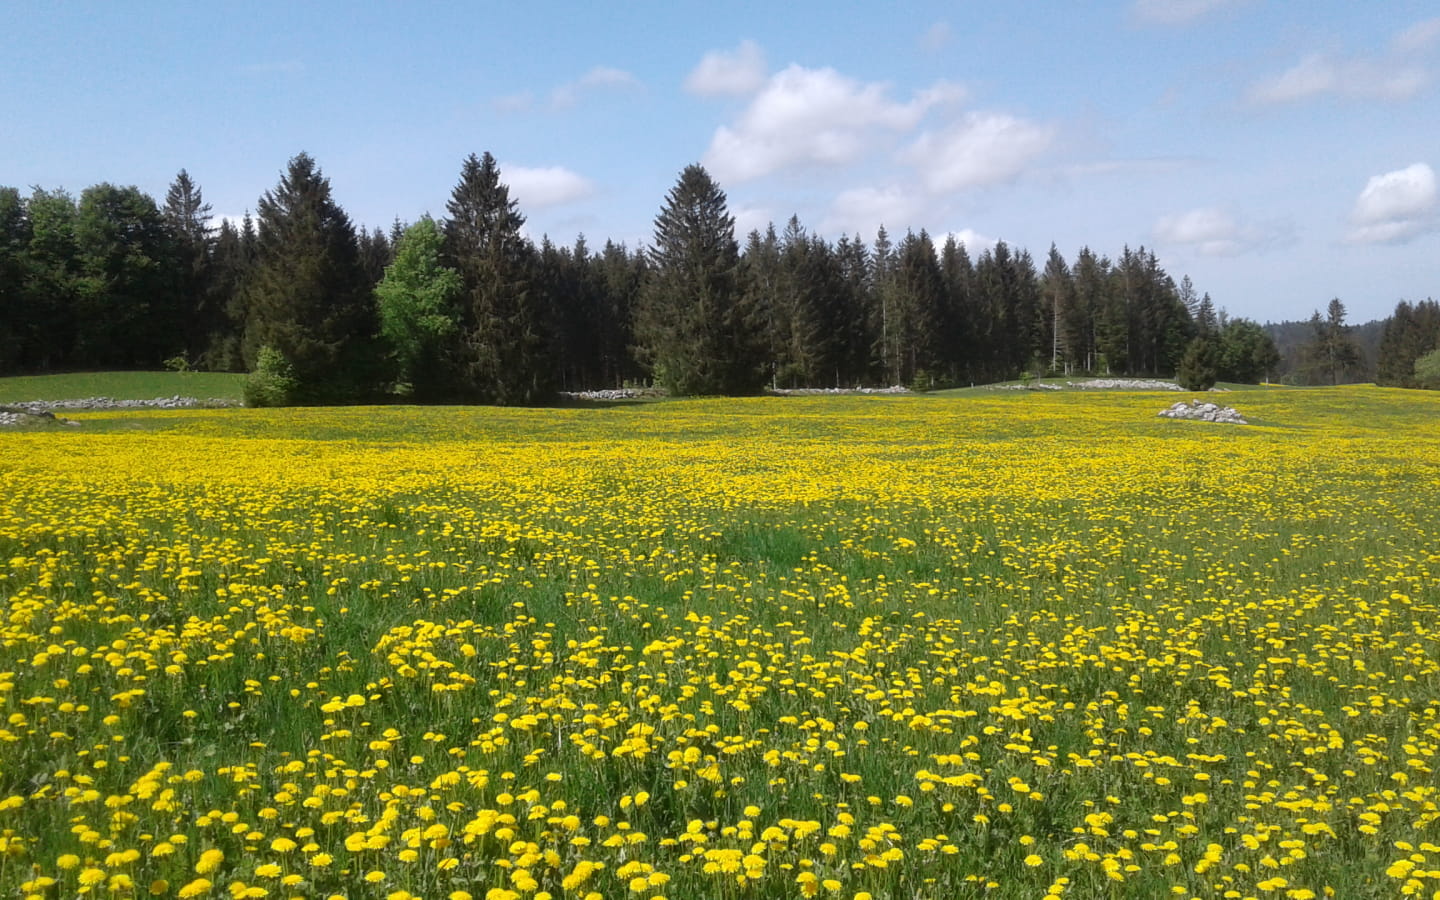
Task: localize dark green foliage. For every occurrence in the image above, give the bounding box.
[1216,318,1280,384]
[1177,336,1220,391]
[244,152,382,403]
[1376,299,1440,388]
[1300,299,1362,386]
[443,152,554,405]
[0,188,31,373]
[202,217,254,372]
[887,231,945,387]
[162,170,214,363]
[357,226,392,288]
[74,183,180,368]
[1040,244,1072,373]
[637,164,763,396]
[376,216,462,400]
[22,188,82,372]
[242,345,299,407]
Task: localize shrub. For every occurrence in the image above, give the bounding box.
[1177,337,1219,392]
[242,346,297,407]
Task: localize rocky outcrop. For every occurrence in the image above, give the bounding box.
[1158,400,1248,424]
[0,395,239,425]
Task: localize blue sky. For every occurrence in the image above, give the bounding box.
[4,0,1437,323]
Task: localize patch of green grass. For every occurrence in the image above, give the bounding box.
[0,370,245,403]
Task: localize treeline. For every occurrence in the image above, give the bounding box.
[2,153,1284,403]
[1261,298,1440,389]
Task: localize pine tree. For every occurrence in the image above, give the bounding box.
[443,152,552,405]
[740,225,781,385]
[891,230,945,387]
[1301,298,1361,385]
[594,240,646,388]
[244,152,381,403]
[205,217,251,371]
[937,235,974,383]
[833,234,874,385]
[163,170,215,363]
[637,164,761,395]
[1376,299,1440,387]
[1041,244,1072,373]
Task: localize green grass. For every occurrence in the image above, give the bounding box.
[0,370,246,403]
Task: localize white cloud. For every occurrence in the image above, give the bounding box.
[702,65,963,183]
[1154,207,1247,255]
[1248,53,1427,104]
[502,165,595,209]
[1154,206,1292,255]
[921,22,953,52]
[1348,162,1438,244]
[550,66,641,109]
[1132,0,1245,26]
[903,112,1054,193]
[938,228,998,253]
[820,185,930,237]
[685,40,767,96]
[1394,17,1440,55]
[731,204,775,239]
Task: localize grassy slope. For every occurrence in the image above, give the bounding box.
[0,370,245,403]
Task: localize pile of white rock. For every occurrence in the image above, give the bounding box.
[0,396,241,426]
[1072,378,1183,391]
[771,385,911,395]
[1158,400,1248,424]
[995,382,1063,391]
[5,395,240,413]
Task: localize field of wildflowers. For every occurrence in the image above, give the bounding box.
[2,387,1439,899]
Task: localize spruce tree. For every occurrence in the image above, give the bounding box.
[206,218,250,371]
[891,230,945,387]
[1041,244,1072,373]
[162,170,215,363]
[637,164,761,395]
[443,152,552,405]
[244,152,381,403]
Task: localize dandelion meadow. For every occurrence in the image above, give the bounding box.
[2,388,1439,899]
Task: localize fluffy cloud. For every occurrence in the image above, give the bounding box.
[550,66,641,109]
[1348,163,1438,244]
[1132,0,1245,26]
[685,40,767,96]
[730,204,775,239]
[938,228,998,253]
[903,112,1054,193]
[702,65,963,183]
[501,165,595,209]
[1154,207,1249,255]
[820,185,931,237]
[1154,207,1292,256]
